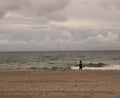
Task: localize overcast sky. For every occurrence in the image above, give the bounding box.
[0,0,120,51]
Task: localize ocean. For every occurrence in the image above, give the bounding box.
[0,51,120,70]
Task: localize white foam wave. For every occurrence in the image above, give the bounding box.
[71,65,120,70]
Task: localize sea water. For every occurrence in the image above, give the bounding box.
[0,51,120,70]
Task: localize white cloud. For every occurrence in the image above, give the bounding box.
[80,32,120,49]
[62,0,120,29]
[1,31,119,51]
[0,39,9,44]
[50,19,106,29]
[61,31,73,41]
[84,32,118,43]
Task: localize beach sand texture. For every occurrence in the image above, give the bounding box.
[0,70,120,98]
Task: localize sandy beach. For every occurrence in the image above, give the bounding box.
[0,70,120,98]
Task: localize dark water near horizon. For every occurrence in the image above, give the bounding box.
[0,51,120,70]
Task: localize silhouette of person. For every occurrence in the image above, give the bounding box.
[79,60,82,70]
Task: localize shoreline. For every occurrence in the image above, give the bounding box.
[1,66,120,71]
[71,64,120,70]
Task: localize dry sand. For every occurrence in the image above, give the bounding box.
[0,70,120,98]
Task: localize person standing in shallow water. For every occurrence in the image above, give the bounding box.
[79,60,83,70]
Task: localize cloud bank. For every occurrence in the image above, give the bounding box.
[0,31,120,51]
[0,0,120,51]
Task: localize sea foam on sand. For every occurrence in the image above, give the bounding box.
[71,65,120,70]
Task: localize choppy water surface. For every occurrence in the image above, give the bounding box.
[0,51,120,70]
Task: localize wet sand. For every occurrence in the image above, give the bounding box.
[0,70,120,98]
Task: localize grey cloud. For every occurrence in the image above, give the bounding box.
[99,0,120,11]
[0,10,6,19]
[47,12,67,21]
[0,0,120,51]
[0,0,69,21]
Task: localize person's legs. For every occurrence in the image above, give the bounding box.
[80,67,82,71]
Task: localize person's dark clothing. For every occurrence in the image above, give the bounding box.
[79,61,82,70]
